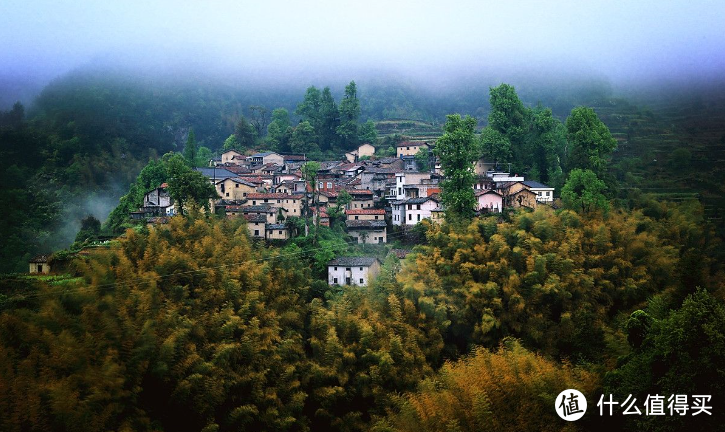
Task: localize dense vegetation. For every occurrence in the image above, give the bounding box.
[1,195,722,431]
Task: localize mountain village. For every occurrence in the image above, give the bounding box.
[123,141,555,288]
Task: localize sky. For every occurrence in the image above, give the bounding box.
[1,0,724,98]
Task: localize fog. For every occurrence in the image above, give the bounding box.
[1,0,724,107]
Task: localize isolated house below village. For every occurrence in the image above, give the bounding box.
[327,257,381,286]
[29,255,50,274]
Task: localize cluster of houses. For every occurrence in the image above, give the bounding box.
[125,140,555,286]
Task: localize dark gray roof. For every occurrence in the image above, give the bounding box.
[217,177,258,187]
[195,167,237,179]
[245,214,267,223]
[242,205,275,213]
[328,256,379,267]
[522,180,553,189]
[266,224,287,230]
[251,152,276,157]
[30,254,50,263]
[406,196,439,204]
[345,220,387,229]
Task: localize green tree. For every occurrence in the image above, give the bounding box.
[337,81,360,150]
[561,168,609,213]
[222,134,242,152]
[301,161,321,240]
[74,215,101,243]
[527,106,567,185]
[296,86,322,135]
[479,126,512,163]
[414,146,430,172]
[165,153,218,213]
[183,128,198,167]
[195,146,212,167]
[319,87,340,151]
[290,121,320,155]
[267,108,291,149]
[434,114,479,220]
[234,115,258,149]
[488,84,528,168]
[358,120,378,146]
[565,106,617,175]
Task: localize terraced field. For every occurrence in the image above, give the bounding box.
[595,96,725,223]
[375,119,443,143]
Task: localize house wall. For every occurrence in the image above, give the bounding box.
[327,261,380,286]
[29,262,50,274]
[247,222,265,238]
[397,144,426,157]
[477,193,503,212]
[358,144,375,157]
[392,202,405,226]
[266,228,290,240]
[222,151,243,164]
[217,179,257,201]
[348,229,387,244]
[349,198,374,209]
[405,200,438,225]
[346,213,384,221]
[264,154,285,166]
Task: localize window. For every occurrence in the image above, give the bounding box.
[359,267,363,271]
[327,182,332,188]
[319,181,323,188]
[374,215,379,220]
[252,201,257,205]
[546,191,551,196]
[334,277,338,284]
[406,146,410,150]
[417,204,421,210]
[408,214,412,220]
[334,266,338,271]
[359,278,364,284]
[417,214,421,221]
[37,264,43,272]
[346,267,351,271]
[279,231,283,235]
[225,192,229,197]
[254,229,259,236]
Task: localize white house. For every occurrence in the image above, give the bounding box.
[476,190,503,213]
[327,257,381,286]
[522,181,555,203]
[402,196,440,225]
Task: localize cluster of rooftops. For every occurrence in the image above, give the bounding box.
[123,143,554,285]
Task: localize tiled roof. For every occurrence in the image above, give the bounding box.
[29,254,49,263]
[345,220,387,229]
[195,167,237,179]
[241,205,275,213]
[244,214,267,223]
[406,196,439,204]
[522,180,553,189]
[328,256,379,267]
[347,189,373,196]
[346,208,386,215]
[217,177,259,187]
[247,193,299,200]
[266,224,287,230]
[475,189,503,197]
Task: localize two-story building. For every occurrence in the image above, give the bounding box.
[327,257,381,286]
[345,220,387,244]
[396,141,429,157]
